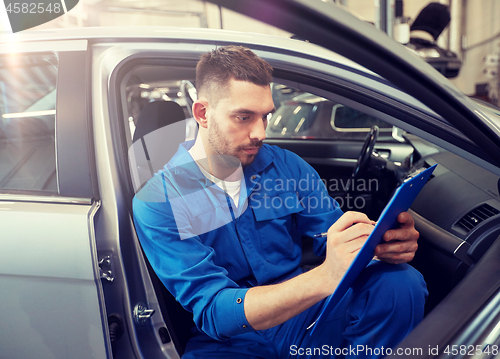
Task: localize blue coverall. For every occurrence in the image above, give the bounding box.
[133,141,428,358]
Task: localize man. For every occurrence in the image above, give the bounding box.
[133,46,427,358]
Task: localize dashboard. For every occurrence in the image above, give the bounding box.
[407,139,500,312]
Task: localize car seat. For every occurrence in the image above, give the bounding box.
[129,100,187,192]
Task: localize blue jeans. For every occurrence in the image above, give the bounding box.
[183,261,428,359]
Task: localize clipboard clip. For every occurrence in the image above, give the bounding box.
[403,166,429,182]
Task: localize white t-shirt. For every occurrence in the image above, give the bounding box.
[188,141,244,208]
[196,162,242,207]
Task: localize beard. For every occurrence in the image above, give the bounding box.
[207,117,263,168]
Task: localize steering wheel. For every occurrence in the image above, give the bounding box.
[351,125,379,183]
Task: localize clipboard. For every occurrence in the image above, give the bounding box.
[308,164,437,334]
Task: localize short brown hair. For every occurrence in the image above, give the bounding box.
[196,45,273,103]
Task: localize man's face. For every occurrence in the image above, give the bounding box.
[206,78,274,168]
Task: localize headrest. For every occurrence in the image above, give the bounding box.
[133,101,185,143]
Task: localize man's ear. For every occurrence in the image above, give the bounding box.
[193,100,209,129]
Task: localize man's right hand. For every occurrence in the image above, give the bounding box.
[321,211,375,290]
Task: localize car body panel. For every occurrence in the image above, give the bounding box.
[0,199,108,358]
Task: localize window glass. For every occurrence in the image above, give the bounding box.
[0,53,58,193]
[123,70,196,142]
[267,83,392,140]
[332,104,392,130]
[122,65,198,192]
[267,101,317,136]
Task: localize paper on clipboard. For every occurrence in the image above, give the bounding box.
[308,164,437,335]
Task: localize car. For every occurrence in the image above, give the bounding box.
[267,92,393,140]
[1,0,500,358]
[406,36,462,79]
[407,2,462,79]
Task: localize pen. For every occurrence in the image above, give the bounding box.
[313,221,378,238]
[313,232,328,238]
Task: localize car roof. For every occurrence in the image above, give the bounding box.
[0,26,369,74]
[2,26,376,69]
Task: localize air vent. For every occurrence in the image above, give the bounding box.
[456,204,500,232]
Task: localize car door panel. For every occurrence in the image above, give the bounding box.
[0,199,108,359]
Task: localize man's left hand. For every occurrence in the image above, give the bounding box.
[374,212,419,264]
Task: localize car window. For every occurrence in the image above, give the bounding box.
[268,83,392,140]
[123,69,195,142]
[120,64,199,192]
[267,101,317,136]
[332,104,393,131]
[0,53,58,193]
